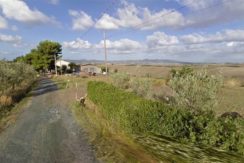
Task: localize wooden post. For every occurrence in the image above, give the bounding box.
[54,55,58,76]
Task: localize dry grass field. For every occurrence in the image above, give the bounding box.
[54,63,244,116]
[51,65,244,161]
[107,64,244,116]
[108,64,244,79]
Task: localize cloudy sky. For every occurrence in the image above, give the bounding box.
[0,0,244,62]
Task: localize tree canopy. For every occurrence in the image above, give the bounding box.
[15,40,62,72]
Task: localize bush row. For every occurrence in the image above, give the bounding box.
[0,61,36,106]
[88,81,244,155]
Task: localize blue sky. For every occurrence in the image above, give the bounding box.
[0,0,244,62]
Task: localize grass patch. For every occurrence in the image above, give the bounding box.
[70,101,158,163]
[88,81,244,155]
[217,87,244,116]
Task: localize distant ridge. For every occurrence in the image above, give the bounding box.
[62,59,244,65]
[63,59,205,65]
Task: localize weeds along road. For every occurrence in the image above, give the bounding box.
[0,78,97,163]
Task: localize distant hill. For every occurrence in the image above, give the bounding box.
[63,59,244,65]
[64,59,200,65]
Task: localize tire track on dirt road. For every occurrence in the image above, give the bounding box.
[0,78,98,163]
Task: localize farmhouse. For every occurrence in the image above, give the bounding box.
[56,60,71,69]
[80,64,102,74]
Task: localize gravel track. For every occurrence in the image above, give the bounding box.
[0,78,98,163]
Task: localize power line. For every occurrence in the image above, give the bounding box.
[75,1,225,61]
[78,0,118,39]
[106,1,223,40]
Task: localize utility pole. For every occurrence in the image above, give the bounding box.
[103,31,108,75]
[60,60,62,75]
[54,54,58,76]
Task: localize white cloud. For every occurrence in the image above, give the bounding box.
[141,8,186,30]
[94,0,244,30]
[145,29,244,62]
[178,0,244,28]
[146,30,244,48]
[63,28,244,62]
[147,29,244,48]
[63,38,92,50]
[64,38,142,54]
[177,0,218,10]
[95,2,141,30]
[0,15,7,29]
[95,38,142,54]
[0,33,21,43]
[0,0,57,25]
[95,1,187,30]
[69,10,94,31]
[147,32,179,48]
[95,14,120,30]
[180,29,244,44]
[116,2,142,28]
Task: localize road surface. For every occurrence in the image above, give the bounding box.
[0,78,97,163]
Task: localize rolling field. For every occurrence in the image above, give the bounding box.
[49,64,244,162]
[107,64,244,116]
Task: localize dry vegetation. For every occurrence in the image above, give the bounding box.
[0,61,36,118]
[52,64,244,161]
[107,64,244,116]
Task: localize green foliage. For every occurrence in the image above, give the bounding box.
[88,81,165,134]
[61,65,67,73]
[87,81,244,154]
[192,116,244,155]
[111,73,130,89]
[14,40,62,72]
[111,73,153,98]
[170,66,194,78]
[68,62,78,71]
[0,61,36,93]
[114,68,118,73]
[36,40,62,70]
[169,68,223,113]
[130,78,152,98]
[101,66,109,73]
[0,61,36,108]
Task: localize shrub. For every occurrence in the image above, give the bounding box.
[170,66,194,78]
[111,73,153,98]
[101,66,109,73]
[130,78,152,98]
[0,61,36,105]
[114,68,118,73]
[168,68,223,113]
[202,117,244,153]
[87,81,244,154]
[111,73,130,89]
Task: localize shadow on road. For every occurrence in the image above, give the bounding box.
[29,78,58,96]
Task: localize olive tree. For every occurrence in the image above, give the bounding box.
[168,67,223,113]
[0,61,36,95]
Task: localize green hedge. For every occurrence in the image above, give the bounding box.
[87,81,244,154]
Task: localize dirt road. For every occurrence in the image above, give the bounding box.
[0,78,97,163]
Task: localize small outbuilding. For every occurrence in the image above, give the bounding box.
[80,65,102,74]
